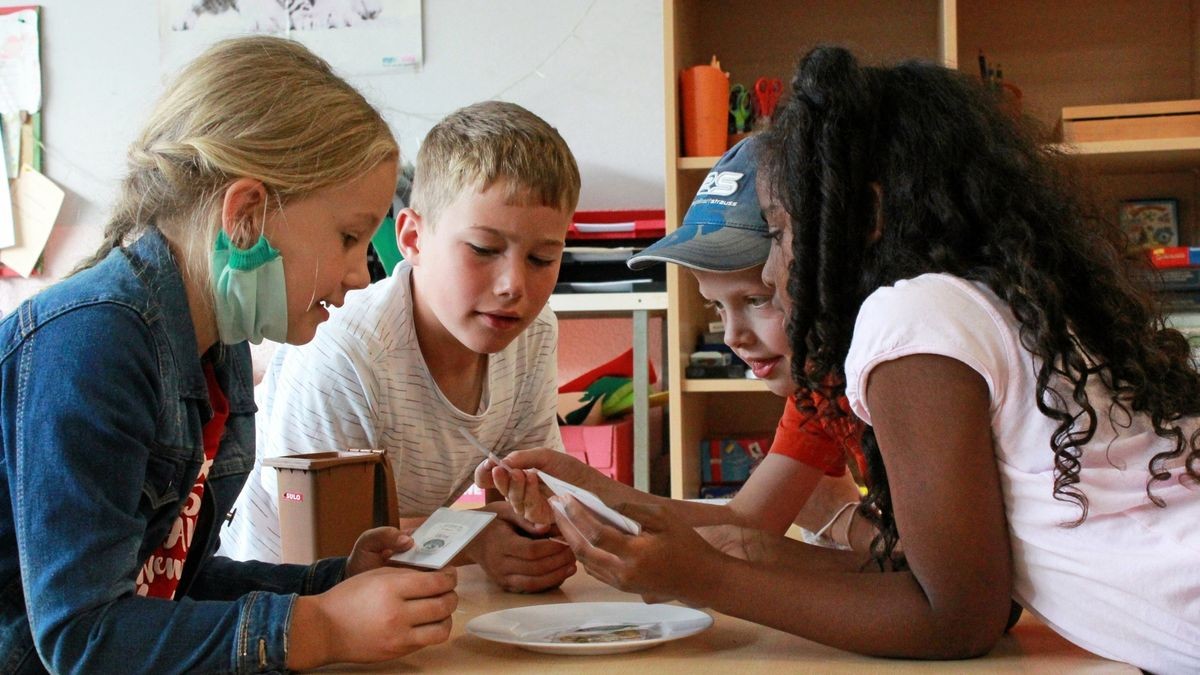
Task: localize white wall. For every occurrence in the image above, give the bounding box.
[0,0,665,310]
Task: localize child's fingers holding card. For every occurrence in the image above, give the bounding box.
[549,496,702,600]
[550,496,626,567]
[346,526,416,578]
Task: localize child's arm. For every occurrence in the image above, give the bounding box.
[548,353,1014,659]
[720,354,1012,656]
[724,454,825,533]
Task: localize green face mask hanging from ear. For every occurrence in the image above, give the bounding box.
[211,230,288,344]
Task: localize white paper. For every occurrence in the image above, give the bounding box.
[0,112,19,180]
[0,10,40,114]
[0,130,13,249]
[390,507,496,569]
[537,471,641,535]
[0,166,63,276]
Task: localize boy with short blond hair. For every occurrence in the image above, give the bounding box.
[222,100,581,593]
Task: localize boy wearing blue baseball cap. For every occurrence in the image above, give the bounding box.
[478,136,869,549]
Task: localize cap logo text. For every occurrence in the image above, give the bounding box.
[697,171,743,198]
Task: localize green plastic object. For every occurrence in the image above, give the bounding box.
[371,216,402,275]
[599,380,635,418]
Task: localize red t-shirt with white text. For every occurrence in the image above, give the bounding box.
[136,364,228,599]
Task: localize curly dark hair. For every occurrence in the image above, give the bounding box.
[761,45,1200,570]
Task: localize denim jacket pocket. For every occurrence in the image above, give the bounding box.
[141,450,195,512]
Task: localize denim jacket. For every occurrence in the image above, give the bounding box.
[0,227,345,674]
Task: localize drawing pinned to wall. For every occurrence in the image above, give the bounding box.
[158,0,423,76]
[0,5,42,256]
[0,7,39,115]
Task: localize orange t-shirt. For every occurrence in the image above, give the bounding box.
[769,393,866,478]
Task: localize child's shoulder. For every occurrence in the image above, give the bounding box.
[861,273,1007,323]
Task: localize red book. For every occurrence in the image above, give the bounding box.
[1148,246,1200,269]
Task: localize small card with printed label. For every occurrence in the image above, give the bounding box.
[390,507,497,569]
[537,471,642,535]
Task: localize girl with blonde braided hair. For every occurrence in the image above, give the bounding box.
[0,36,457,672]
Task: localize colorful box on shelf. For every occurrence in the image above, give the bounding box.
[568,209,666,241]
[700,435,772,484]
[1149,246,1200,269]
[1153,267,1200,292]
[1059,99,1200,144]
[560,418,633,485]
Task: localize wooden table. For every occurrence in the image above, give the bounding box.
[321,565,1135,673]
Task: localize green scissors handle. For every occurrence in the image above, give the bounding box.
[730,83,752,133]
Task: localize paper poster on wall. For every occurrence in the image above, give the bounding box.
[0,7,40,115]
[158,0,423,77]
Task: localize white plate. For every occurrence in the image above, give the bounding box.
[466,601,713,655]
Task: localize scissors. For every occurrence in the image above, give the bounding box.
[754,77,783,122]
[729,83,752,133]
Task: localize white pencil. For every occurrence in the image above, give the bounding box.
[458,427,512,469]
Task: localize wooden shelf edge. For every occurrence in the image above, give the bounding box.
[677,155,719,171]
[550,292,669,316]
[682,378,772,393]
[1054,137,1200,173]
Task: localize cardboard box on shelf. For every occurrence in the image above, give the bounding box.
[263,449,398,564]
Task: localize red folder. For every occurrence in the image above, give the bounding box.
[568,209,665,241]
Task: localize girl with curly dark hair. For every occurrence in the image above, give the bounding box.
[750,45,1198,672]
[475,45,1197,673]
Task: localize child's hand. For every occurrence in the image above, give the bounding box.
[473,448,609,528]
[287,566,457,668]
[460,501,577,593]
[344,526,414,578]
[547,494,721,605]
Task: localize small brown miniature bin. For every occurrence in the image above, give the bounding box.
[264,449,397,564]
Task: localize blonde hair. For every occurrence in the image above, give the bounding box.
[410,100,580,225]
[77,35,398,286]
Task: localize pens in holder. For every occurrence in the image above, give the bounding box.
[458,427,511,469]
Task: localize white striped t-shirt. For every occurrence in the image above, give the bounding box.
[219,261,563,563]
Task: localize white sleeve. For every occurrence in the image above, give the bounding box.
[844,274,1014,427]
[505,308,565,454]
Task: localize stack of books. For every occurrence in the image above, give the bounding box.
[1148,246,1200,313]
[554,210,666,294]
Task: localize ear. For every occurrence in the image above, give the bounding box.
[220,178,269,249]
[396,207,424,264]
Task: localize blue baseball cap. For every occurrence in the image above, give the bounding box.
[628,135,768,272]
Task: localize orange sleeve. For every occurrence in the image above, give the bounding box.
[769,394,849,476]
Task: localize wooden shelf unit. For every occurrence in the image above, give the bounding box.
[661,0,1200,499]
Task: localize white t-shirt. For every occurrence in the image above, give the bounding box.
[220,261,563,563]
[844,273,1199,674]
